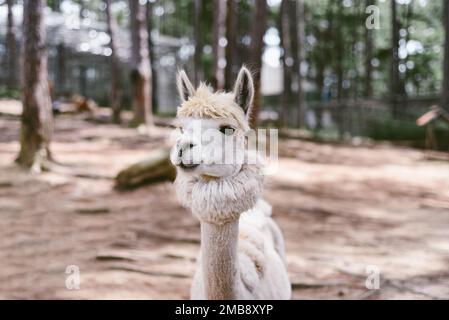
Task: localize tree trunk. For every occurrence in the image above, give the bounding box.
[442,0,449,112]
[56,43,66,96]
[146,0,158,113]
[391,0,402,116]
[296,0,307,128]
[334,1,345,138]
[401,1,413,110]
[194,0,204,86]
[351,3,361,100]
[17,0,54,170]
[6,0,17,89]
[79,65,87,97]
[79,0,86,19]
[129,0,153,126]
[315,65,325,131]
[335,1,344,101]
[364,0,375,97]
[237,0,251,64]
[212,0,227,90]
[280,0,293,128]
[249,0,267,129]
[225,0,238,91]
[105,0,123,124]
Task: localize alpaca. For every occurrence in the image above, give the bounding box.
[170,67,291,300]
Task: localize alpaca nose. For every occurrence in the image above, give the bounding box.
[178,141,196,157]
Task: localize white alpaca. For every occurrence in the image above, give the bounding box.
[170,67,291,300]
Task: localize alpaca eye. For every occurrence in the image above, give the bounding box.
[219,126,235,135]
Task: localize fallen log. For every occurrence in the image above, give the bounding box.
[115,148,176,189]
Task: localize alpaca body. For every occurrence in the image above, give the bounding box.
[175,160,291,300]
[171,67,291,300]
[190,199,291,300]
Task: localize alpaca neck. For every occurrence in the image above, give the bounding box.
[200,219,240,300]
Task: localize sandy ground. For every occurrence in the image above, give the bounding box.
[1,100,449,299]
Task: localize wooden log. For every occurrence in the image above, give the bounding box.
[115,148,176,189]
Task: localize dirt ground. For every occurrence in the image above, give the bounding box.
[1,100,449,300]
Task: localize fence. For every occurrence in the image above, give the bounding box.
[274,95,449,149]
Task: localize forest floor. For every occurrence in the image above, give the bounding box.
[1,99,449,299]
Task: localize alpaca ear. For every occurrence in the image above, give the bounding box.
[233,66,255,119]
[177,70,195,102]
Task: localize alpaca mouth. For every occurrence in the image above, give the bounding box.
[179,162,199,171]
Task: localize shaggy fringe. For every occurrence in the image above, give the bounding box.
[177,83,251,132]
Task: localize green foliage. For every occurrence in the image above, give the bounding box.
[39,0,446,102]
[304,0,445,99]
[434,126,449,150]
[0,86,20,99]
[5,0,447,148]
[367,116,426,141]
[366,116,449,151]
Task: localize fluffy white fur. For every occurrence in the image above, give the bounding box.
[174,163,263,224]
[171,67,291,300]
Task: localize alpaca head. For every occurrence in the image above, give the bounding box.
[171,66,264,224]
[170,66,255,179]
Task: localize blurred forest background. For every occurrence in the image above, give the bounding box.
[1,0,449,150]
[1,0,449,300]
